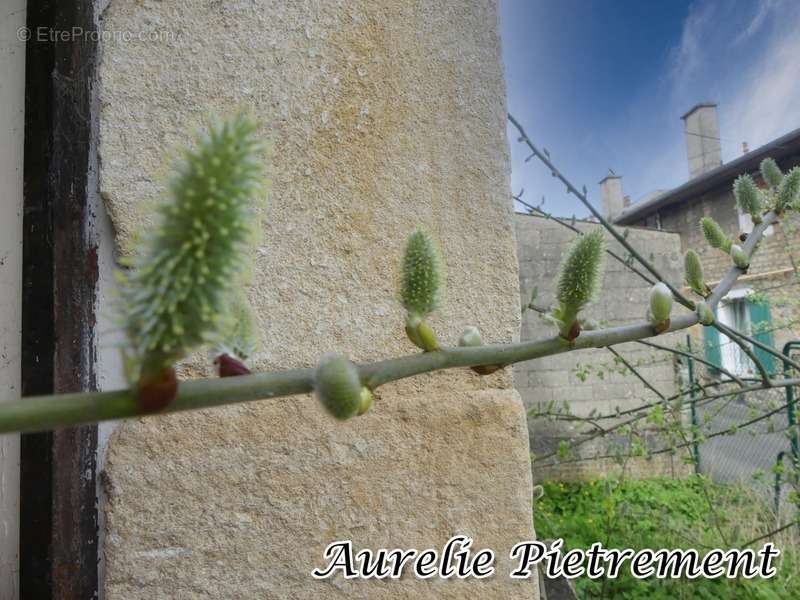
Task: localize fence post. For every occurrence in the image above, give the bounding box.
[686,335,701,474]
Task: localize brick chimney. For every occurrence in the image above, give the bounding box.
[681,103,722,179]
[599,173,624,220]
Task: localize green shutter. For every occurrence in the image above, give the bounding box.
[749,299,775,375]
[703,306,722,373]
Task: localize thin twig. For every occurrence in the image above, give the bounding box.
[606,347,665,400]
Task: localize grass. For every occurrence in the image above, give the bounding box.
[533,476,799,599]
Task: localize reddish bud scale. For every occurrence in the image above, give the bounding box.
[471,364,504,375]
[653,318,671,334]
[215,353,252,377]
[137,367,178,413]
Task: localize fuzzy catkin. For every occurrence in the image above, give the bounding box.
[216,291,259,361]
[400,229,444,318]
[777,167,800,212]
[700,217,732,253]
[684,249,707,296]
[556,230,605,315]
[733,174,763,219]
[760,158,784,189]
[120,114,266,379]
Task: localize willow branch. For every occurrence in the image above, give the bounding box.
[0,124,784,434]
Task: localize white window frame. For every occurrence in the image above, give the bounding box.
[717,288,755,377]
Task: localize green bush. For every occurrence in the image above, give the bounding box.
[534,476,799,599]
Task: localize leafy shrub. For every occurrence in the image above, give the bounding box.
[534,476,799,599]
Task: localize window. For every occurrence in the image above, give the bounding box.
[718,293,753,375]
[703,289,776,377]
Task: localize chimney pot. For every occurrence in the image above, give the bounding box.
[681,103,722,179]
[599,173,624,221]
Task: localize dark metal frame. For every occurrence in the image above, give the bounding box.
[20,0,99,597]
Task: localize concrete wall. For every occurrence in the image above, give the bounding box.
[0,3,26,597]
[96,1,537,597]
[515,214,686,481]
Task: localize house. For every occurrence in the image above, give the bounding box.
[610,103,800,378]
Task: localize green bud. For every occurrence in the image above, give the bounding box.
[314,353,363,420]
[119,113,267,382]
[730,244,749,269]
[400,229,444,318]
[554,229,605,338]
[648,282,673,329]
[700,217,732,253]
[776,167,800,212]
[760,158,784,189]
[696,301,714,326]
[405,313,439,352]
[684,249,709,297]
[733,174,763,220]
[458,326,483,347]
[357,387,374,416]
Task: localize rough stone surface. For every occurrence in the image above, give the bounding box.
[104,390,536,598]
[98,0,536,597]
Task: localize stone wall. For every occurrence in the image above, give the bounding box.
[515,214,686,481]
[97,1,537,597]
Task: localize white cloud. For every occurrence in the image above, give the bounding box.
[661,0,800,168]
[726,8,800,151]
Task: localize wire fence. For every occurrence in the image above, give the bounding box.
[690,343,800,520]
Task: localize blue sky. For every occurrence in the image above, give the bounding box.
[501,0,800,217]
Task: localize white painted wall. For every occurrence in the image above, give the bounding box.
[0,2,27,598]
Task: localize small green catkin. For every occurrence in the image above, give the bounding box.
[700,217,732,253]
[314,353,365,420]
[553,229,605,338]
[684,249,708,297]
[733,174,763,221]
[400,229,444,318]
[215,291,259,362]
[777,167,800,212]
[120,114,266,381]
[760,158,784,189]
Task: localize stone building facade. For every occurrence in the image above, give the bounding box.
[615,104,800,378]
